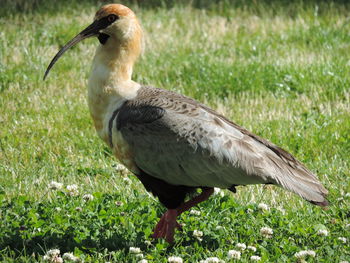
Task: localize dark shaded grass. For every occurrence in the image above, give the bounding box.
[1,191,348,262]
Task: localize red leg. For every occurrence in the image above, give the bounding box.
[152,209,181,243]
[177,187,214,215]
[152,188,214,243]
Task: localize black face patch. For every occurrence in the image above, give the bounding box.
[96,14,119,45]
[98,33,110,44]
[96,14,119,31]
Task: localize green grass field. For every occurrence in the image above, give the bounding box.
[0,0,349,262]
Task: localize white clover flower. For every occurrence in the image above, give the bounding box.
[227,250,241,259]
[129,247,141,254]
[317,229,329,236]
[236,243,246,251]
[190,209,201,216]
[258,203,269,211]
[66,184,79,196]
[193,230,203,241]
[62,252,79,262]
[168,256,183,263]
[82,194,94,201]
[116,164,129,175]
[138,260,148,263]
[260,227,273,238]
[44,249,63,263]
[48,181,63,190]
[202,257,220,263]
[338,237,347,243]
[246,208,254,213]
[62,252,75,260]
[53,257,63,263]
[247,246,257,252]
[116,163,128,172]
[250,255,261,261]
[214,187,221,194]
[294,250,316,259]
[66,184,78,192]
[214,188,225,197]
[294,251,308,259]
[115,163,126,171]
[307,251,316,257]
[136,253,144,259]
[193,230,203,237]
[115,201,123,206]
[46,249,60,258]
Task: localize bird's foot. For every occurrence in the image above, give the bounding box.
[152,188,214,243]
[152,209,181,243]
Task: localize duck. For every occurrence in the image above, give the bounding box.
[44,4,328,243]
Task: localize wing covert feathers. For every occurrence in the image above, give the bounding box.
[117,86,329,207]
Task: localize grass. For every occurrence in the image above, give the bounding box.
[0,0,349,262]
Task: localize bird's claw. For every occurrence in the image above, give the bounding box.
[152,209,180,243]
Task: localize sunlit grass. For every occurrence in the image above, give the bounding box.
[0,0,349,262]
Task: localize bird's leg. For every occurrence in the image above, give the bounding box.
[152,209,181,243]
[176,187,214,215]
[152,188,214,243]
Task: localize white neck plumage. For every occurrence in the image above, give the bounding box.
[87,35,141,142]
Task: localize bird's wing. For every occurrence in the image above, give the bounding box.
[116,86,328,205]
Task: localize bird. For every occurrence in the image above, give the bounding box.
[44,4,329,243]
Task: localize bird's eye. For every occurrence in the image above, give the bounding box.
[108,14,118,23]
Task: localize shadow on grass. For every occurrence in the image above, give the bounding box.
[0,193,152,259]
[1,224,222,261]
[1,229,133,257]
[0,192,228,260]
[1,220,222,260]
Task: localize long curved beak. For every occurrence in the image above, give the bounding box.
[43,19,108,80]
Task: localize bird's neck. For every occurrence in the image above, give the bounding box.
[88,37,141,142]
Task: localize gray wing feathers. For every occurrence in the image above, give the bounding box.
[262,152,328,205]
[118,87,328,205]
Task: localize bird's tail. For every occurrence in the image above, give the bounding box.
[265,153,329,206]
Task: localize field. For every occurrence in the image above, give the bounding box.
[0,0,349,262]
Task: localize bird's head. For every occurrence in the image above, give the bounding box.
[94,4,141,44]
[44,4,142,80]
